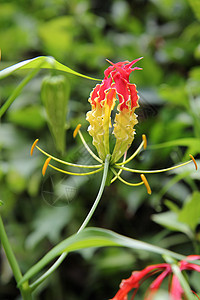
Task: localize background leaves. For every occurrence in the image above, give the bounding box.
[0,0,200,299]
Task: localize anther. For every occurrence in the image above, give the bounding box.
[142,134,147,150]
[42,157,51,176]
[140,174,152,195]
[189,154,198,170]
[73,124,82,138]
[30,139,39,156]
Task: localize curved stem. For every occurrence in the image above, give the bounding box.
[0,66,41,118]
[29,154,110,291]
[29,252,68,291]
[0,215,32,299]
[77,154,110,232]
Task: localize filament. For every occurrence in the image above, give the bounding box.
[111,167,144,187]
[77,129,103,163]
[116,159,195,174]
[111,151,127,183]
[48,164,104,176]
[116,138,145,166]
[35,145,102,169]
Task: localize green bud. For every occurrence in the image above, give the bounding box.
[41,75,70,154]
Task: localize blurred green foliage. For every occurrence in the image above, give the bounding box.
[0,0,200,299]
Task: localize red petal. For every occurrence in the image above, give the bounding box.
[111,264,168,300]
[170,275,183,300]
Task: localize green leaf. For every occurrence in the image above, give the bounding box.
[159,83,189,109]
[18,227,186,286]
[187,0,200,20]
[0,56,99,81]
[149,138,200,158]
[152,211,193,238]
[178,191,200,231]
[7,106,45,130]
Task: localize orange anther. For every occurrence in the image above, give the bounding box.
[140,174,152,195]
[30,139,39,156]
[42,157,51,176]
[189,154,198,171]
[73,124,82,138]
[142,134,147,150]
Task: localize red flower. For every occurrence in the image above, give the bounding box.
[86,58,142,163]
[111,255,200,300]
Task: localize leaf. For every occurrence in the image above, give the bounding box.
[159,84,189,109]
[26,207,72,249]
[187,0,200,20]
[18,227,186,286]
[0,56,99,81]
[149,138,200,158]
[7,106,45,130]
[152,211,193,238]
[178,191,200,231]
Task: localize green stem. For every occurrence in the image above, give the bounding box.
[163,255,194,300]
[77,154,110,233]
[0,215,32,299]
[0,66,41,118]
[29,252,68,291]
[171,264,194,300]
[29,154,110,290]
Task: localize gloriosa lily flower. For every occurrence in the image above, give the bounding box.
[30,58,197,194]
[111,255,200,300]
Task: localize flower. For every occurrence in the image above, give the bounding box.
[30,58,197,194]
[111,255,200,300]
[86,58,142,163]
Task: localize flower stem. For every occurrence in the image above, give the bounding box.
[77,154,110,233]
[0,215,32,299]
[29,154,110,291]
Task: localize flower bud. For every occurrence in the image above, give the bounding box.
[41,75,69,154]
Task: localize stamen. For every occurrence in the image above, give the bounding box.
[42,157,51,176]
[189,154,198,170]
[48,164,104,176]
[35,144,102,169]
[73,124,82,138]
[116,137,144,166]
[111,167,144,187]
[140,174,152,195]
[116,159,195,174]
[142,134,147,150]
[77,129,103,163]
[111,151,127,183]
[106,59,114,66]
[30,139,39,156]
